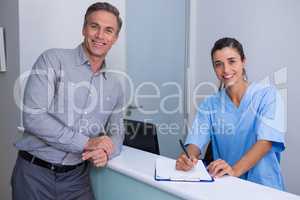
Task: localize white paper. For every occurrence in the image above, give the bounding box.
[155,156,212,181]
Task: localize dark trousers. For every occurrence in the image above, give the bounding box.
[11,155,95,200]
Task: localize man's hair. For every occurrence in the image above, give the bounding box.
[84,2,122,35]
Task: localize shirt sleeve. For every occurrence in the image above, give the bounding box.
[105,82,125,159]
[185,99,212,155]
[23,51,89,153]
[255,87,285,152]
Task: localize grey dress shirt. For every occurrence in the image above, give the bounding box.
[15,44,125,165]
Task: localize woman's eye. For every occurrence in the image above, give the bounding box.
[215,62,223,68]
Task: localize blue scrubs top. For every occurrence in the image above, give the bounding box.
[185,82,285,190]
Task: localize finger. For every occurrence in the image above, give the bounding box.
[182,154,194,167]
[191,157,198,166]
[207,159,223,173]
[176,157,193,171]
[214,164,232,178]
[94,160,106,167]
[211,162,227,177]
[94,157,108,167]
[84,143,98,151]
[92,138,114,155]
[176,158,189,171]
[91,152,107,162]
[82,149,105,161]
[215,168,228,178]
[82,151,93,161]
[101,143,113,155]
[94,156,107,165]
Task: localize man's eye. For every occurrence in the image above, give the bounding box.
[90,24,98,29]
[229,60,235,64]
[106,29,113,34]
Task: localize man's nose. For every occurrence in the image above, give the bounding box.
[95,29,104,38]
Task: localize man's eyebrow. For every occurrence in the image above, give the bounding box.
[88,22,99,26]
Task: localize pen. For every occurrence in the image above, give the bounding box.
[179,139,190,159]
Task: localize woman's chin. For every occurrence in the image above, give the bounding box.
[224,80,236,88]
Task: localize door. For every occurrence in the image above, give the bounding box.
[126,0,188,158]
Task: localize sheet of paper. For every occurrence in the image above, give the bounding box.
[155,156,212,181]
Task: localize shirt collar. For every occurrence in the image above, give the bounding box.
[75,43,107,78]
[76,43,89,65]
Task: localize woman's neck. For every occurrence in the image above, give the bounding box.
[226,80,249,107]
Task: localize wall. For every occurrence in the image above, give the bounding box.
[188,0,300,195]
[0,0,20,199]
[19,0,126,74]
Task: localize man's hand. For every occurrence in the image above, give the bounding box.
[82,148,108,167]
[84,135,114,156]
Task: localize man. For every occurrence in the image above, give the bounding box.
[11,2,124,199]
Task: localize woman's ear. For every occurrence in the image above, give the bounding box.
[242,57,246,65]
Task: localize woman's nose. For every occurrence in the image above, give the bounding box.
[223,63,231,73]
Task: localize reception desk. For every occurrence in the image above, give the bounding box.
[90,146,300,200]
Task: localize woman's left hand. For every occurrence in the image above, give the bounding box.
[207,159,236,178]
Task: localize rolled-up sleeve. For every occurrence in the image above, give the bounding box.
[255,87,285,153]
[23,51,89,153]
[185,99,212,155]
[105,82,125,158]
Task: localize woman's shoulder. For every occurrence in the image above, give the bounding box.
[250,82,278,101]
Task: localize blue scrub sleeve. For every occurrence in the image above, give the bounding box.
[255,87,285,152]
[185,99,211,155]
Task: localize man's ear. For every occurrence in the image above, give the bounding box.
[112,33,119,44]
[82,26,85,37]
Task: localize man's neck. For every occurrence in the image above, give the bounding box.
[89,57,104,73]
[82,45,105,73]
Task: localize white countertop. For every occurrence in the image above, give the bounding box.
[107,146,300,200]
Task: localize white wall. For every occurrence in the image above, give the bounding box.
[189,0,300,195]
[19,0,126,74]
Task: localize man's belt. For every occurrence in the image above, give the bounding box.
[19,150,86,173]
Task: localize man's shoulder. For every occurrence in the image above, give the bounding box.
[41,47,77,59]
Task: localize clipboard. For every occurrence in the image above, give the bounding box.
[154,156,214,182]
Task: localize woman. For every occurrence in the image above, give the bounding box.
[176,37,285,190]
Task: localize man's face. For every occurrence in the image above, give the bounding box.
[82,10,119,59]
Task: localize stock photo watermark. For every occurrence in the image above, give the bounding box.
[13,67,287,137]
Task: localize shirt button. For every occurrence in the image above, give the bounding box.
[106,97,110,101]
[84,111,87,114]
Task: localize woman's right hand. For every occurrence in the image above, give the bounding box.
[176,153,198,171]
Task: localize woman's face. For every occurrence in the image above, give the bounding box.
[212,47,246,88]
